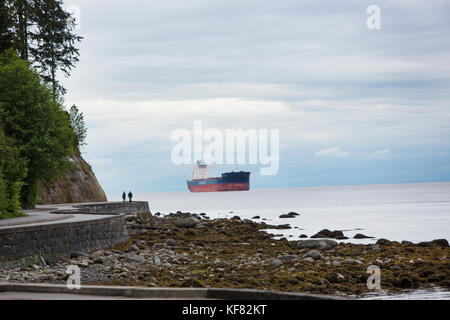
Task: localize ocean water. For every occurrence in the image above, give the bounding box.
[109,181,450,299]
[111,182,450,244]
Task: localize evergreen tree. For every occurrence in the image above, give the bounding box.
[6,0,82,97]
[31,0,82,97]
[0,0,14,52]
[69,105,87,147]
[9,0,33,60]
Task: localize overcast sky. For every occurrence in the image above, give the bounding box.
[61,0,450,195]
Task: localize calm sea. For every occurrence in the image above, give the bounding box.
[109,182,450,299]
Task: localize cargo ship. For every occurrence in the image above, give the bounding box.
[187,161,250,192]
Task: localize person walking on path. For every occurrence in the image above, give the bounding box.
[128,191,133,202]
[122,191,126,202]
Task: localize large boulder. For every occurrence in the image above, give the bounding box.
[311,229,348,239]
[175,217,200,228]
[279,212,300,218]
[431,239,449,247]
[418,239,449,248]
[375,238,392,246]
[297,239,338,250]
[303,249,323,260]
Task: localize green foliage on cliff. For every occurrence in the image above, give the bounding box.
[69,105,87,148]
[0,129,26,219]
[0,1,84,216]
[0,49,75,212]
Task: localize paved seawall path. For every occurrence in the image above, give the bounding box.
[0,201,151,230]
[0,203,113,230]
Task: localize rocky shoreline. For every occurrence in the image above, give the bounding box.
[1,212,449,298]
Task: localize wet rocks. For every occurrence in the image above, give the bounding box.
[297,239,338,250]
[175,217,200,228]
[277,254,299,262]
[215,260,230,268]
[270,224,291,230]
[181,278,204,288]
[153,242,167,249]
[252,216,261,219]
[77,261,90,268]
[266,258,283,268]
[126,253,145,263]
[89,250,104,259]
[70,252,89,260]
[279,212,300,218]
[342,259,363,265]
[93,257,105,264]
[303,250,323,261]
[399,276,414,289]
[152,255,161,266]
[375,238,391,246]
[126,245,139,252]
[418,239,449,248]
[311,229,348,240]
[326,272,346,283]
[431,239,449,247]
[353,233,374,239]
[4,208,448,298]
[165,239,176,247]
[298,234,308,238]
[372,244,381,251]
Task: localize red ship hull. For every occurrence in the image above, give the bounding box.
[188,182,249,192]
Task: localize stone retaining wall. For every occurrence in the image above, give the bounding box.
[0,215,128,267]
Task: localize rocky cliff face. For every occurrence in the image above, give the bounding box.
[37,150,107,204]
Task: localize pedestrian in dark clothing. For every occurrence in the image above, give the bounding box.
[122,191,126,202]
[128,191,133,202]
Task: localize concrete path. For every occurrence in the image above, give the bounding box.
[0,292,211,300]
[0,282,342,300]
[0,203,117,230]
[0,213,74,228]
